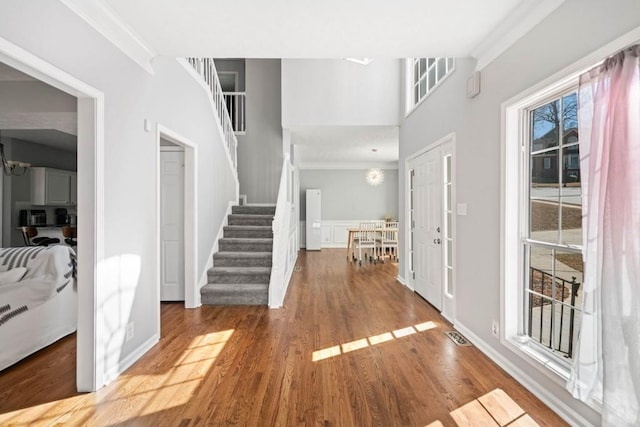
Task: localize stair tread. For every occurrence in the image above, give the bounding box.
[202,283,269,288]
[201,283,269,293]
[224,225,272,229]
[229,214,274,218]
[209,266,271,273]
[219,237,273,242]
[214,251,272,258]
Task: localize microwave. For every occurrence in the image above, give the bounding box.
[19,209,47,226]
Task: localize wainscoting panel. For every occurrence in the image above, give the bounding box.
[300,220,382,248]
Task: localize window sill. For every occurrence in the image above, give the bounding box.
[507,335,572,379]
[504,335,603,415]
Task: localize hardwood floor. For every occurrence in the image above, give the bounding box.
[0,249,567,426]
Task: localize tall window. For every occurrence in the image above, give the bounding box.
[524,89,583,361]
[408,58,454,112]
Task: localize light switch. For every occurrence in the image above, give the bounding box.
[144,118,151,132]
[457,203,468,216]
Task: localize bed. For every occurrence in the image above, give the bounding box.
[0,245,77,372]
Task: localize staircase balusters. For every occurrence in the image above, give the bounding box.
[186,58,238,171]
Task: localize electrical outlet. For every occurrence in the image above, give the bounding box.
[126,322,134,342]
[492,320,500,338]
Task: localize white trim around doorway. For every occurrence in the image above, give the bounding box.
[404,132,457,323]
[156,125,199,311]
[0,36,105,392]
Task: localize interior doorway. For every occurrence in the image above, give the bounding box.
[156,126,198,311]
[406,134,455,321]
[0,36,104,391]
[159,141,185,301]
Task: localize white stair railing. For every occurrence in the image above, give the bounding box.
[186,58,238,170]
[223,92,246,134]
[269,153,298,308]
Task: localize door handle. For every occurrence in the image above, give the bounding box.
[434,238,441,244]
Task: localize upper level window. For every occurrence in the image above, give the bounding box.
[407,57,454,114]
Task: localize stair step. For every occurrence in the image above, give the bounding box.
[213,251,272,267]
[232,205,276,215]
[219,238,273,252]
[207,266,271,284]
[228,214,274,226]
[223,225,273,239]
[201,283,268,306]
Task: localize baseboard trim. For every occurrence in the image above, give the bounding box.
[454,322,595,427]
[104,333,159,385]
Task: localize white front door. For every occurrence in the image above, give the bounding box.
[160,148,185,301]
[409,145,443,310]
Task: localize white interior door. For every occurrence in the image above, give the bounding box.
[160,148,185,301]
[409,152,429,300]
[409,146,443,310]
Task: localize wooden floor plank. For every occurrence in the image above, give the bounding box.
[0,249,567,426]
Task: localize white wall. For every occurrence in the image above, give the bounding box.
[0,0,237,386]
[299,169,398,220]
[282,59,401,127]
[236,59,283,203]
[398,0,640,425]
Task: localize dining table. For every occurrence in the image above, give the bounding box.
[346,226,398,261]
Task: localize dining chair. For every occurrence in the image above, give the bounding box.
[62,226,77,247]
[355,222,377,265]
[377,221,399,262]
[21,226,60,246]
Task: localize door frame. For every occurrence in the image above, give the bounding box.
[404,132,456,321]
[156,125,198,313]
[0,36,104,391]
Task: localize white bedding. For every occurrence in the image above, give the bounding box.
[0,246,77,371]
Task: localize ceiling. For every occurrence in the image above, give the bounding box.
[1,129,77,152]
[292,126,398,167]
[0,62,77,152]
[92,0,530,58]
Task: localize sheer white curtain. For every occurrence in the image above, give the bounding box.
[567,45,640,426]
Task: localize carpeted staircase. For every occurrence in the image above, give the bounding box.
[201,205,275,305]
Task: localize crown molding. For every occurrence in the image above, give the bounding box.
[471,0,566,71]
[298,161,398,170]
[61,0,156,74]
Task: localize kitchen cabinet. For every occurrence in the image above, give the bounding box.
[31,167,77,206]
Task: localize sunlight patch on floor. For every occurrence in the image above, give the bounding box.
[312,321,437,362]
[0,395,88,426]
[425,388,539,427]
[0,329,235,426]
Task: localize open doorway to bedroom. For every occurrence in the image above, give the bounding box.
[0,38,102,393]
[0,59,80,381]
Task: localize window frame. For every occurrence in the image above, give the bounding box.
[502,72,585,388]
[405,57,455,117]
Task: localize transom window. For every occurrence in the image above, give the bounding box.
[523,89,583,361]
[407,58,454,113]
